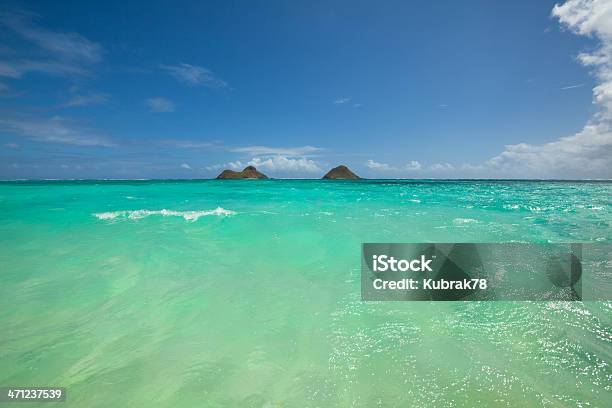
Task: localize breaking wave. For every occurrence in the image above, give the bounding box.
[94,207,236,221]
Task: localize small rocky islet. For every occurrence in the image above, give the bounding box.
[321,165,360,179]
[215,166,269,179]
[215,164,360,179]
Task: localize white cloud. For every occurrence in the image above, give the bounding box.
[227,161,244,170]
[0,116,114,146]
[231,145,323,156]
[162,140,215,149]
[487,122,611,177]
[206,161,243,172]
[180,163,191,170]
[146,97,175,112]
[429,163,455,172]
[0,11,103,78]
[0,60,88,78]
[561,83,585,90]
[552,0,612,38]
[460,163,485,171]
[366,159,393,171]
[247,156,322,173]
[63,93,109,107]
[405,161,422,170]
[160,63,227,87]
[333,98,363,107]
[2,13,102,63]
[366,159,422,172]
[477,0,612,178]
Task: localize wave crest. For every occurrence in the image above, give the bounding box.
[94,207,236,221]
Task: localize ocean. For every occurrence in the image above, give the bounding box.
[0,180,610,407]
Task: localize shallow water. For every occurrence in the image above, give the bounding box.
[0,180,610,407]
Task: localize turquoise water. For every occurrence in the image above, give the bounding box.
[0,180,610,407]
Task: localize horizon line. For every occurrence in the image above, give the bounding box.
[1,178,611,182]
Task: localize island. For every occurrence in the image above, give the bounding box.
[322,165,360,179]
[216,165,269,179]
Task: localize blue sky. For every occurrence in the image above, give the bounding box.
[1,0,611,179]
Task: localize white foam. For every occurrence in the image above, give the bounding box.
[95,212,121,220]
[453,218,479,224]
[94,207,236,222]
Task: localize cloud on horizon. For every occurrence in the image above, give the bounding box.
[484,0,612,178]
[366,1,612,179]
[365,160,462,177]
[247,156,322,174]
[206,156,322,175]
[2,1,610,180]
[366,159,422,172]
[205,161,244,172]
[231,145,324,156]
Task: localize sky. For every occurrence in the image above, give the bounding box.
[0,0,611,179]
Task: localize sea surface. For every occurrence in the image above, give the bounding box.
[0,180,610,407]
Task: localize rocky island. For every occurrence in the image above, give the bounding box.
[322,165,360,179]
[216,165,268,179]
